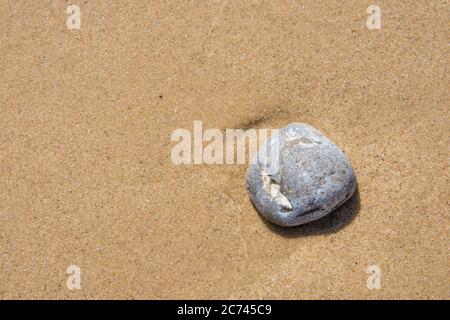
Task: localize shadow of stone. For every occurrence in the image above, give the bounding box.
[256,187,360,238]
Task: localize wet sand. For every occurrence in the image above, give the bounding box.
[0,1,448,299]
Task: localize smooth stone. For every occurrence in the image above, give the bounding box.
[246,123,356,227]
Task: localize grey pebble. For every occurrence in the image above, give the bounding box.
[246,123,356,227]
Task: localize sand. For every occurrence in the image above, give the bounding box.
[0,1,448,299]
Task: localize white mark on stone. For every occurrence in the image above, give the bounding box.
[285,130,298,142]
[285,128,323,147]
[261,173,292,210]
